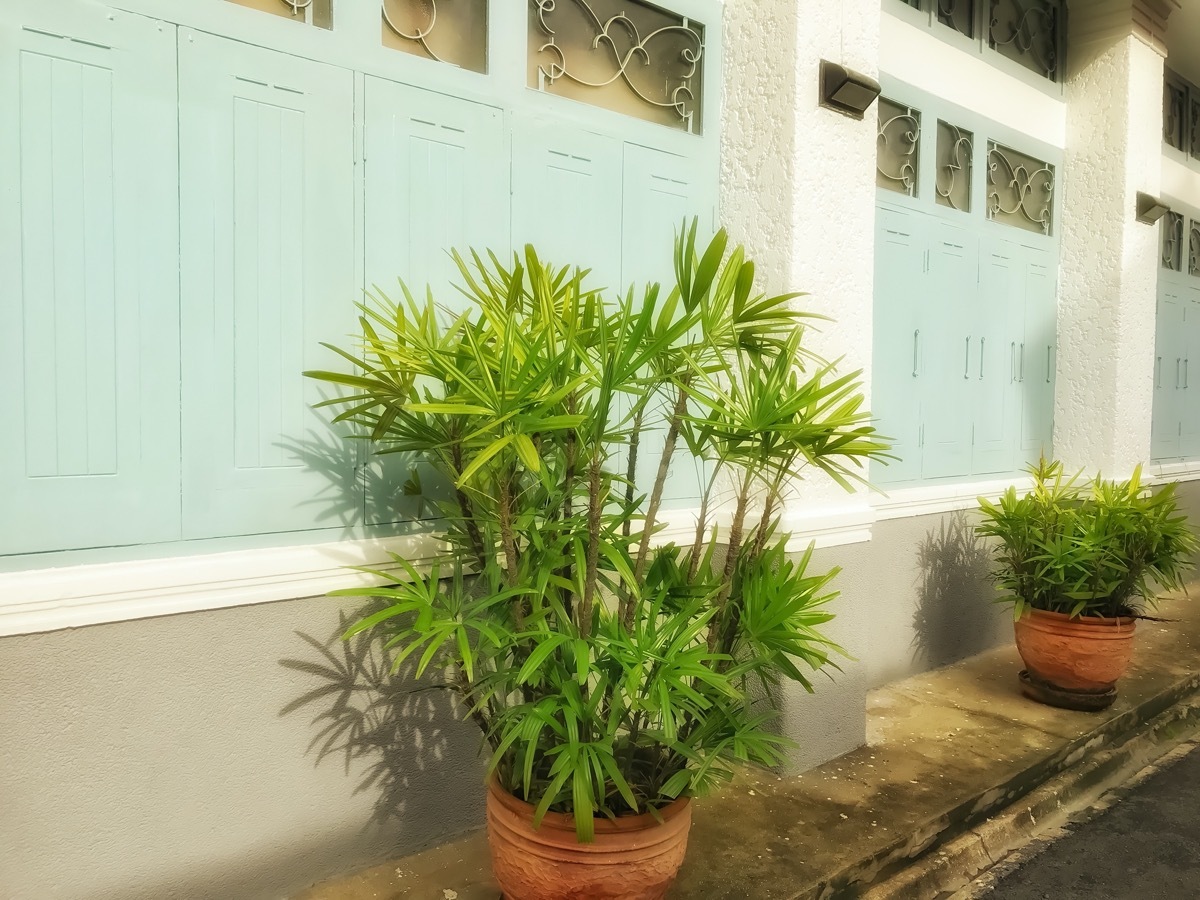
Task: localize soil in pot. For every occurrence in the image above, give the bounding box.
[485,778,692,900]
[1014,608,1136,711]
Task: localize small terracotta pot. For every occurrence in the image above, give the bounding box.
[1014,608,1136,692]
[485,778,692,900]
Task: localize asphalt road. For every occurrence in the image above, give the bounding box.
[983,744,1200,899]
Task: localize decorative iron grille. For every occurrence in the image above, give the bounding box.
[1163,212,1185,272]
[986,141,1054,235]
[227,0,332,28]
[938,0,975,38]
[988,0,1060,82]
[935,120,973,212]
[1165,73,1188,151]
[382,0,488,72]
[528,0,705,133]
[1191,96,1200,160]
[877,98,921,197]
[1190,219,1200,278]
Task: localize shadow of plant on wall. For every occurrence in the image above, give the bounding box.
[911,511,1006,669]
[279,604,484,829]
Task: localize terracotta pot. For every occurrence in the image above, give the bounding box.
[485,778,692,900]
[1014,608,1136,692]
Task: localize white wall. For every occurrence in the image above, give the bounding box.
[880,9,1067,148]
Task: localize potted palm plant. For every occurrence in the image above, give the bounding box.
[977,458,1196,711]
[304,223,889,900]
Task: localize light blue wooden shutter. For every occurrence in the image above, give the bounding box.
[0,4,180,555]
[1180,287,1200,458]
[178,29,356,539]
[510,116,623,280]
[922,222,977,478]
[1152,280,1185,460]
[1019,247,1057,463]
[972,238,1021,475]
[621,143,712,506]
[871,206,927,485]
[363,77,508,526]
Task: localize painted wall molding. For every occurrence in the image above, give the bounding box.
[871,475,1036,521]
[0,503,876,637]
[1149,459,1200,483]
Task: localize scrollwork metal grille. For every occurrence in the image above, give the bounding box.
[528,0,705,134]
[877,98,921,197]
[1163,212,1184,272]
[938,0,975,38]
[382,0,488,73]
[1190,96,1200,160]
[986,141,1054,235]
[1165,74,1187,151]
[227,0,332,28]
[988,0,1060,82]
[936,120,973,212]
[1189,219,1200,278]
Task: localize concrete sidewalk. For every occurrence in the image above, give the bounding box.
[295,592,1200,900]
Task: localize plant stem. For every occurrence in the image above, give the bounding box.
[633,378,691,584]
[708,473,751,652]
[580,453,604,638]
[498,467,523,628]
[450,439,488,570]
[688,462,724,581]
[623,403,647,539]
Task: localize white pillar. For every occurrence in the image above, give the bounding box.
[720,0,881,770]
[1055,1,1174,475]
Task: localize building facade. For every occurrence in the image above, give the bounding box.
[2,0,1199,897]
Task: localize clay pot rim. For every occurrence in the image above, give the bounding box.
[487,776,690,834]
[1020,607,1136,628]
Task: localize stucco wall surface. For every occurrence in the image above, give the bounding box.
[1056,31,1164,476]
[0,597,486,900]
[719,0,883,771]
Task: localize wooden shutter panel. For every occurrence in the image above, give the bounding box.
[0,4,180,555]
[178,29,356,539]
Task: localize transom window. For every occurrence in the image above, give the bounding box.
[886,0,1064,84]
[382,0,488,73]
[227,0,332,28]
[527,0,705,134]
[1164,68,1200,161]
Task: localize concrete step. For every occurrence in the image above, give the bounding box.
[294,592,1200,900]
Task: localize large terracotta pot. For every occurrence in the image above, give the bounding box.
[485,778,692,900]
[1014,608,1137,692]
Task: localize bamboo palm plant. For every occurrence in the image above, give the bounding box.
[977,458,1197,620]
[305,223,890,839]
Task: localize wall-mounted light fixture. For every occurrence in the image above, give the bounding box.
[819,60,882,120]
[1136,191,1171,224]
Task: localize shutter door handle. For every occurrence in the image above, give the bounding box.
[912,329,920,378]
[1019,342,1025,383]
[1010,342,1016,383]
[1046,345,1052,384]
[979,337,985,379]
[1177,358,1182,388]
[1157,356,1163,388]
[964,336,971,379]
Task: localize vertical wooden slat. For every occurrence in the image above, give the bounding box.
[18,51,58,477]
[81,64,118,475]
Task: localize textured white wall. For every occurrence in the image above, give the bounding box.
[1056,30,1164,475]
[720,0,881,769]
[720,0,880,510]
[879,11,1068,148]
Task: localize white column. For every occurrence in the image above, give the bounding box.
[720,0,882,770]
[1055,1,1174,475]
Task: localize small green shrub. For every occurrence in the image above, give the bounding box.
[976,458,1197,620]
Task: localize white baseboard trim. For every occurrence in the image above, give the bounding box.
[871,476,1034,521]
[1148,460,1200,484]
[0,504,876,637]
